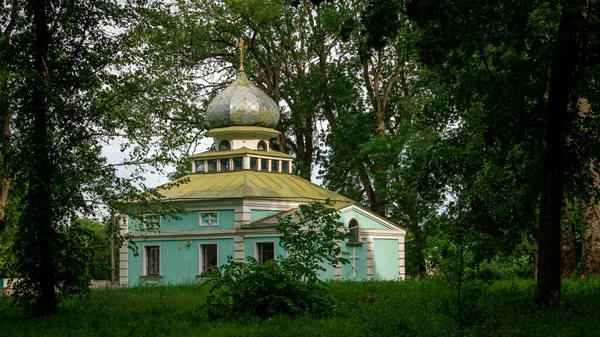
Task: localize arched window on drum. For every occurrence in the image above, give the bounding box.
[219,140,231,151]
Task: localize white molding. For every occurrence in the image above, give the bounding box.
[234,236,245,262]
[199,212,219,227]
[338,204,405,233]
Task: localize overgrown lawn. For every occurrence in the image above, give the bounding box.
[1,279,599,336]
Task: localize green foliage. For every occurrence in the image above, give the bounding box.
[205,257,335,321]
[11,220,96,314]
[3,279,600,336]
[206,200,348,321]
[276,199,350,283]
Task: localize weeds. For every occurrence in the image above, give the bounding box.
[1,278,599,336]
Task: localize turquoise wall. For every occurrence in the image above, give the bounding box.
[317,262,335,280]
[250,209,281,222]
[373,238,399,280]
[341,238,367,280]
[128,238,234,285]
[243,236,286,261]
[128,210,235,232]
[339,209,390,230]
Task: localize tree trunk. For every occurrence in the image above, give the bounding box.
[561,198,576,279]
[581,198,600,276]
[28,0,57,316]
[581,160,600,276]
[537,1,582,305]
[0,0,17,233]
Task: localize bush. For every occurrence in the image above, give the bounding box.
[205,257,335,321]
[205,200,347,321]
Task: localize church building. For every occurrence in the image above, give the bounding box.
[119,47,406,286]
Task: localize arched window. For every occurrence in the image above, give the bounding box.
[219,140,231,151]
[348,219,359,242]
[257,140,267,151]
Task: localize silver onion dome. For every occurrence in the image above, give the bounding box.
[206,71,280,128]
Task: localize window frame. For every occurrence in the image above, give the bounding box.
[257,140,268,151]
[282,160,289,173]
[220,158,231,171]
[255,241,275,265]
[270,159,279,172]
[347,218,359,243]
[207,159,218,172]
[260,158,269,171]
[249,157,258,170]
[218,139,231,151]
[195,160,205,173]
[143,245,161,276]
[199,243,219,274]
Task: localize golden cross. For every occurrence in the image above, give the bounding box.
[235,37,248,71]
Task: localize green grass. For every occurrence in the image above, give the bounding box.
[2,279,600,337]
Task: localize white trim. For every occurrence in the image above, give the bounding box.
[199,242,219,274]
[254,240,275,264]
[199,211,219,227]
[338,204,405,232]
[142,244,161,276]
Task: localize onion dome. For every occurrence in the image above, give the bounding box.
[206,71,280,128]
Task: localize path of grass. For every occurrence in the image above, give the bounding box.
[1,278,599,336]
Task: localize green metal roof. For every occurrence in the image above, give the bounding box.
[189,147,294,160]
[205,126,280,139]
[154,171,355,203]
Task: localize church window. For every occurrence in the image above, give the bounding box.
[200,244,218,274]
[260,158,268,171]
[271,160,279,172]
[220,158,230,171]
[256,242,275,265]
[250,157,258,170]
[282,161,289,173]
[348,219,359,242]
[145,246,160,276]
[257,140,267,151]
[195,160,205,173]
[208,160,218,172]
[219,140,231,151]
[233,157,243,170]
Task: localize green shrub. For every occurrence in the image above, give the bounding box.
[205,257,335,321]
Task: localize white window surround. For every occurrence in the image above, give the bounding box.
[199,212,219,226]
[142,244,161,276]
[254,241,276,264]
[199,242,219,274]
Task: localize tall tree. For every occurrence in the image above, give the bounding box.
[5,0,206,315]
[407,0,600,303]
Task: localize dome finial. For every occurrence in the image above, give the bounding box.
[235,37,247,72]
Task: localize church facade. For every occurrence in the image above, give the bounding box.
[119,66,406,286]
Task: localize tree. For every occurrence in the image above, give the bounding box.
[406,0,600,304]
[4,0,206,315]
